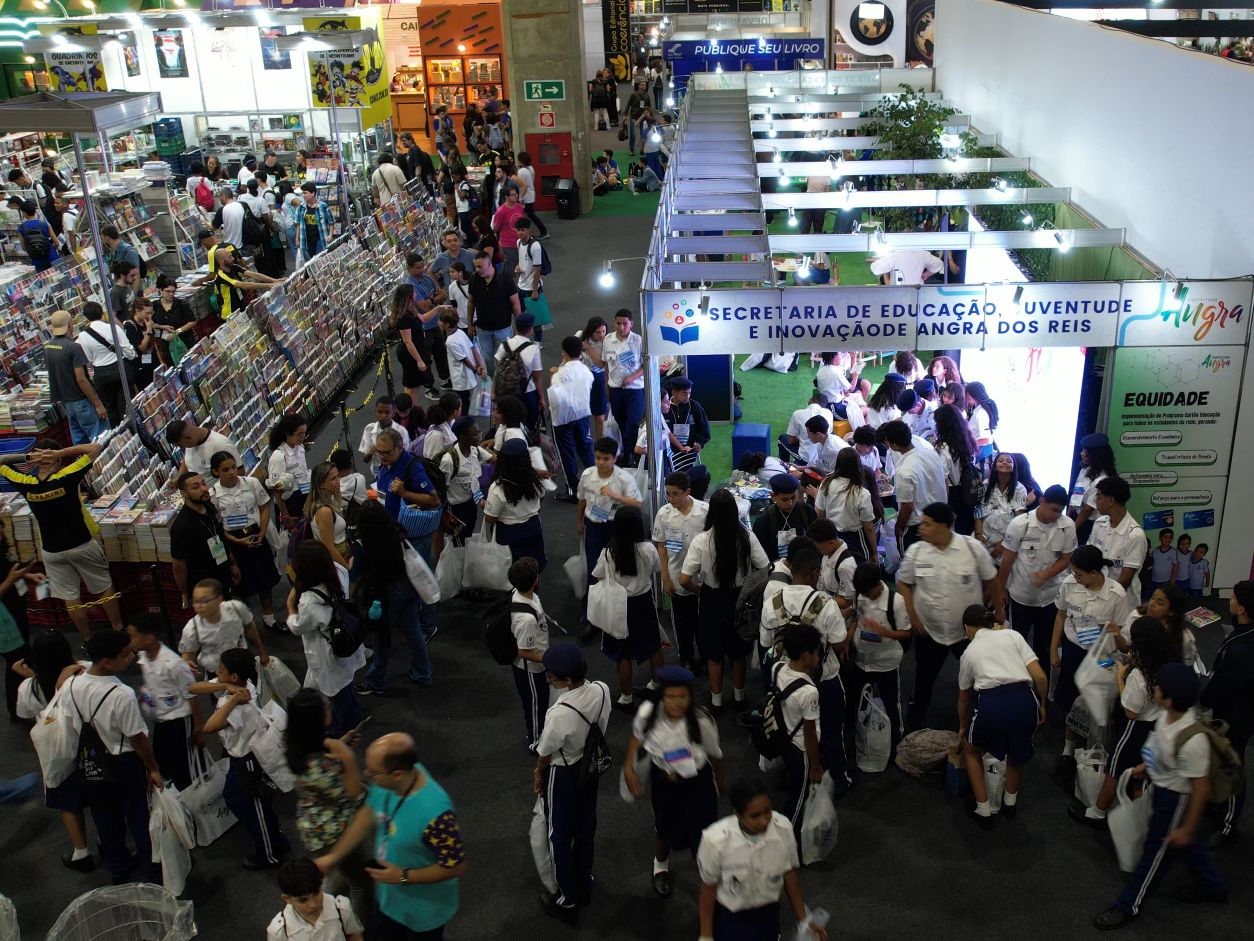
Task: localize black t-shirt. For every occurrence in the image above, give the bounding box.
[0,455,95,552]
[42,338,89,403]
[153,298,194,332]
[170,504,232,592]
[468,270,518,331]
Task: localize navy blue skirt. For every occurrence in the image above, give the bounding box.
[1107,716,1154,777]
[496,516,547,571]
[228,530,281,598]
[649,761,718,855]
[589,366,608,418]
[46,769,86,812]
[601,591,661,663]
[698,585,749,663]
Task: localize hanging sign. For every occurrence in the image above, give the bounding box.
[1116,279,1250,347]
[304,17,392,130]
[914,282,1122,349]
[38,23,106,92]
[602,0,631,79]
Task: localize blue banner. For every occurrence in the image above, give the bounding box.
[663,38,826,61]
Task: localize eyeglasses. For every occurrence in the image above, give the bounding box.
[191,595,222,606]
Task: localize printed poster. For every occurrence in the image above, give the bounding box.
[153,29,189,79]
[44,50,106,92]
[260,28,292,71]
[304,16,391,129]
[123,43,141,77]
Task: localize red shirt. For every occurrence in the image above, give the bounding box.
[492,202,525,249]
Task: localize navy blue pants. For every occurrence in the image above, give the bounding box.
[818,673,852,796]
[609,387,644,463]
[968,682,1039,766]
[1115,786,1227,914]
[1009,599,1057,679]
[152,714,195,791]
[1218,728,1249,836]
[223,754,290,865]
[582,518,614,619]
[329,683,364,738]
[837,527,874,566]
[540,764,599,909]
[554,417,594,494]
[781,743,814,839]
[512,665,549,747]
[714,901,780,941]
[670,591,700,667]
[909,632,968,721]
[85,752,159,882]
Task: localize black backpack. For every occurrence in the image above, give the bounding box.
[71,682,120,784]
[310,588,364,658]
[240,202,265,248]
[493,338,534,401]
[416,455,448,505]
[486,601,532,665]
[735,568,792,641]
[19,220,51,261]
[535,241,553,276]
[752,662,811,760]
[560,691,612,790]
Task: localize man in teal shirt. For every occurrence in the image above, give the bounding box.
[315,732,465,938]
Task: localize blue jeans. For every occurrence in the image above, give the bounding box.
[0,773,39,804]
[64,397,101,444]
[329,683,364,737]
[364,577,433,689]
[554,417,594,492]
[477,327,513,377]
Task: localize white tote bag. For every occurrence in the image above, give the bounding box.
[1073,746,1108,808]
[618,751,652,804]
[983,753,1006,813]
[529,796,557,895]
[1074,633,1120,726]
[587,551,629,639]
[182,752,236,847]
[403,542,441,603]
[29,685,81,788]
[799,773,838,865]
[149,794,193,897]
[564,553,588,600]
[250,701,296,793]
[854,685,892,773]
[463,530,512,591]
[256,656,301,710]
[1108,769,1152,872]
[436,543,466,599]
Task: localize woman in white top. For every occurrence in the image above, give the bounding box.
[592,506,662,710]
[305,461,349,569]
[624,665,724,901]
[1072,617,1175,827]
[267,414,311,523]
[815,352,850,407]
[210,450,280,628]
[974,451,1029,560]
[1051,545,1128,768]
[680,490,770,713]
[957,605,1048,828]
[815,448,878,564]
[485,438,547,570]
[964,381,999,464]
[1070,432,1117,543]
[865,374,906,429]
[286,540,365,736]
[579,316,609,439]
[696,779,825,941]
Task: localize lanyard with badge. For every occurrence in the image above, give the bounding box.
[193,511,228,566]
[377,775,419,862]
[774,506,800,559]
[671,403,692,445]
[665,526,686,555]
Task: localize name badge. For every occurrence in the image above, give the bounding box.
[1073,614,1102,647]
[662,745,697,777]
[618,350,637,372]
[1069,486,1085,508]
[859,629,882,645]
[207,535,228,566]
[473,488,485,505]
[224,514,249,530]
[665,528,685,553]
[672,422,691,443]
[776,528,795,558]
[141,352,153,364]
[1140,743,1158,771]
[589,503,611,523]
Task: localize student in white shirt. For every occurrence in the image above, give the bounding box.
[190,648,292,868]
[1087,475,1148,614]
[815,448,878,564]
[653,471,709,673]
[974,451,1029,558]
[964,382,999,464]
[446,262,472,328]
[358,397,412,479]
[210,450,281,629]
[127,614,201,791]
[870,248,943,285]
[1173,533,1194,593]
[437,308,485,415]
[603,309,646,462]
[506,557,550,750]
[957,605,1048,828]
[494,312,546,427]
[485,438,547,570]
[779,393,833,461]
[791,414,845,480]
[532,644,611,920]
[814,351,850,406]
[883,419,948,552]
[440,416,492,538]
[286,542,365,737]
[549,336,595,494]
[165,419,241,478]
[1093,663,1228,929]
[760,546,851,796]
[1069,431,1116,542]
[681,490,771,713]
[268,414,312,522]
[267,857,365,941]
[897,502,1002,730]
[807,520,858,607]
[624,665,724,900]
[331,451,368,508]
[1051,544,1129,773]
[997,485,1077,669]
[179,577,270,676]
[846,561,913,745]
[697,779,826,941]
[578,436,643,600]
[593,507,663,711]
[770,624,826,839]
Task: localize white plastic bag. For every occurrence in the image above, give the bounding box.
[587,553,629,639]
[149,787,194,896]
[564,553,588,600]
[1074,632,1120,725]
[799,773,838,865]
[403,542,441,603]
[855,685,892,772]
[250,701,296,793]
[1073,746,1108,808]
[29,684,81,787]
[154,785,197,850]
[256,656,301,710]
[1108,769,1152,872]
[618,751,652,804]
[436,543,466,599]
[983,753,1006,813]
[182,752,236,846]
[472,377,492,418]
[529,796,557,894]
[463,530,512,591]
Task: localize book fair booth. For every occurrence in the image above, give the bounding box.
[632,70,1254,592]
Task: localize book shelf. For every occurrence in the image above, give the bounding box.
[71,179,168,272]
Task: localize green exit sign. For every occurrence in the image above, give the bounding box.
[524,80,566,102]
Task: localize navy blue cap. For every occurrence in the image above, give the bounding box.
[1156,661,1200,707]
[884,372,907,383]
[914,378,936,395]
[655,664,695,687]
[451,416,476,436]
[770,473,799,493]
[669,376,693,391]
[1080,432,1109,449]
[500,438,528,457]
[515,311,535,329]
[896,389,918,412]
[542,643,585,678]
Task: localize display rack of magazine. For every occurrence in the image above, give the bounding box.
[0,254,103,389]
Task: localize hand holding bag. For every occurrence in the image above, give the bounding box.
[1074,633,1120,726]
[1073,746,1108,808]
[587,551,629,639]
[799,773,838,865]
[182,751,237,847]
[1108,768,1152,872]
[256,656,301,710]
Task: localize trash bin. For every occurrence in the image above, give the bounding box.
[554,178,580,220]
[47,884,196,941]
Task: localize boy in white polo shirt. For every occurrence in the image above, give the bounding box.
[127,612,201,790]
[267,857,363,941]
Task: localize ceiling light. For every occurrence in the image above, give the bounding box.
[992,177,1009,193]
[23,55,34,64]
[649,128,662,144]
[598,263,615,289]
[1020,211,1034,226]
[51,33,67,46]
[458,43,466,52]
[859,2,886,19]
[779,170,790,186]
[698,293,710,315]
[772,148,781,164]
[665,97,675,108]
[787,208,798,228]
[715,63,723,73]
[828,155,842,182]
[767,124,777,139]
[767,86,775,97]
[1052,230,1071,253]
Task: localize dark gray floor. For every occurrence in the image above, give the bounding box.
[4,160,1254,938]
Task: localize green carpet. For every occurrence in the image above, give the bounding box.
[585,148,661,218]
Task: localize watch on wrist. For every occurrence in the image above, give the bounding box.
[399,868,410,885]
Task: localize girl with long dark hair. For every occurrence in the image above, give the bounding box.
[975,451,1029,560]
[266,413,310,523]
[485,438,547,569]
[286,540,364,736]
[623,665,725,899]
[390,282,429,403]
[680,489,769,713]
[1009,451,1044,508]
[579,316,609,438]
[816,448,879,564]
[964,381,999,463]
[865,373,905,428]
[928,354,962,390]
[1071,432,1118,543]
[283,688,374,924]
[1113,584,1197,667]
[595,506,663,710]
[933,403,980,535]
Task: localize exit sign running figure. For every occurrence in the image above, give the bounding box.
[524,80,566,102]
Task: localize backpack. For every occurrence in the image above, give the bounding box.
[1175,718,1246,804]
[70,682,120,784]
[536,240,553,276]
[752,662,811,760]
[487,123,507,151]
[240,201,265,247]
[493,338,535,401]
[559,691,612,789]
[961,460,985,508]
[19,220,51,261]
[309,588,364,659]
[193,176,215,212]
[767,588,827,642]
[416,455,448,505]
[735,568,792,641]
[485,600,532,666]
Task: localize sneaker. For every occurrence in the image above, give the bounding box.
[539,892,578,925]
[424,388,441,401]
[1093,906,1134,931]
[354,682,384,697]
[612,697,635,714]
[1001,801,1018,820]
